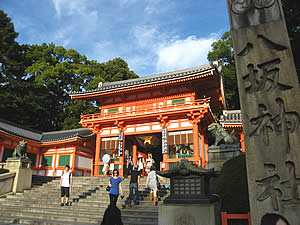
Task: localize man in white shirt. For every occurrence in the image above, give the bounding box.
[59,165,72,206]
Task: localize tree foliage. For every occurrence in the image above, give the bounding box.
[208,1,300,109]
[0,10,138,131]
[283,0,300,80]
[207,31,240,110]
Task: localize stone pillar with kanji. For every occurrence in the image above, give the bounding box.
[226,0,300,224]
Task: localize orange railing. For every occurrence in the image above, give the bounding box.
[80,98,210,122]
[221,212,251,225]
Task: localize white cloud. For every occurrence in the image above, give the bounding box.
[131,25,218,75]
[156,35,217,73]
[52,0,97,17]
[119,0,138,6]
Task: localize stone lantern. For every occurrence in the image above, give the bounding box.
[157,159,220,225]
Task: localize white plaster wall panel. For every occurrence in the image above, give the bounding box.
[126,107,130,113]
[125,127,135,133]
[168,123,179,129]
[38,170,44,176]
[152,125,161,130]
[167,100,172,106]
[186,97,191,102]
[111,129,119,134]
[102,137,118,141]
[55,170,63,176]
[46,170,54,176]
[75,155,92,169]
[101,130,110,135]
[104,109,108,113]
[74,170,83,176]
[136,126,150,132]
[181,121,193,127]
[32,170,37,175]
[119,107,122,113]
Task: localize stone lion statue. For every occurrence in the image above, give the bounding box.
[208,123,239,146]
[12,140,28,159]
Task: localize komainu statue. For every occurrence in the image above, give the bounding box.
[208,123,239,146]
[12,140,28,159]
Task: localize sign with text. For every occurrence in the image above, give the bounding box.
[118,131,124,156]
[162,127,168,154]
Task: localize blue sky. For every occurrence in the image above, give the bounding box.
[1,0,230,77]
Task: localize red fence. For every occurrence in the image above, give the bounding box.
[221,212,251,225]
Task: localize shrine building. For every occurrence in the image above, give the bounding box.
[0,64,244,177]
[69,63,238,176]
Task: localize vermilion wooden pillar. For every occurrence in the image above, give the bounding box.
[94,133,101,176]
[133,140,137,165]
[71,146,76,175]
[240,132,245,152]
[193,123,200,166]
[201,134,206,168]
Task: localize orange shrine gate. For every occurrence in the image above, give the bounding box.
[69,64,238,176]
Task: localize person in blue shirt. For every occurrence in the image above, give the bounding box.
[108,169,124,205]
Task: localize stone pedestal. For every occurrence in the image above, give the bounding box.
[159,203,220,225]
[207,145,241,171]
[6,158,32,193]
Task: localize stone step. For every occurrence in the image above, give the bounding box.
[0,215,158,225]
[1,208,158,223]
[0,215,98,225]
[0,210,100,224]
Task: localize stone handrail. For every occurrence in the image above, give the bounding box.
[0,162,6,169]
[0,172,16,196]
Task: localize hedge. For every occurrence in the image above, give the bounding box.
[216,153,250,213]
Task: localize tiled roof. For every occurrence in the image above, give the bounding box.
[0,119,42,141]
[41,128,94,143]
[69,64,216,97]
[219,110,242,124]
[0,119,94,143]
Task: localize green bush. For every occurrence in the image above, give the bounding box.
[216,153,250,213]
[0,168,9,174]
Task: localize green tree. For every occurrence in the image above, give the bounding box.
[0,10,139,131]
[0,10,24,80]
[283,0,300,80]
[207,31,240,109]
[24,45,138,130]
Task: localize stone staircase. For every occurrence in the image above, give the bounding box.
[0,175,169,225]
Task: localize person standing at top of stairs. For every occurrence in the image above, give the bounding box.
[59,165,72,207]
[108,169,124,206]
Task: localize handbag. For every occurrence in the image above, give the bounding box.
[156,173,161,190]
[106,185,111,192]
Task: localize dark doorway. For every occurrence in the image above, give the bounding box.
[125,132,162,170]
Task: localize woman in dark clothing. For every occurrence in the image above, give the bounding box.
[108,169,124,206]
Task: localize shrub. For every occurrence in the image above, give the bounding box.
[216,153,250,213]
